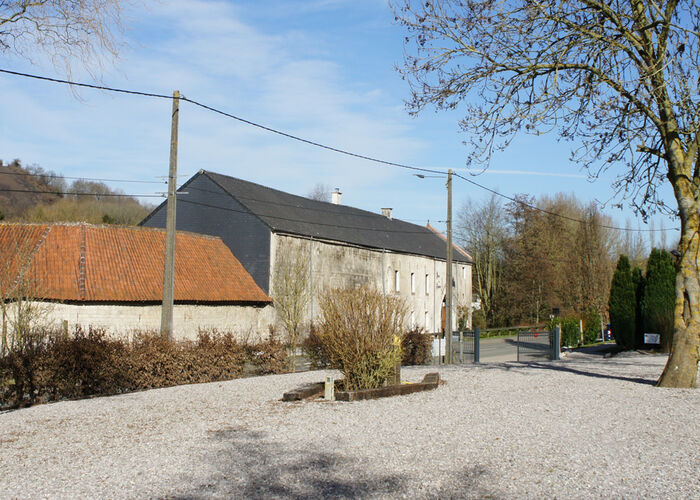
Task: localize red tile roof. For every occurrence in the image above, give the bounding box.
[0,223,271,303]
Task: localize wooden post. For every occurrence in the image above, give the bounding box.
[445,169,453,363]
[160,90,180,340]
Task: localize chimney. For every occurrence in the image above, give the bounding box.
[331,188,342,205]
[381,208,393,219]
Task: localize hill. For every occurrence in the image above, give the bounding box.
[0,160,61,219]
[0,159,152,225]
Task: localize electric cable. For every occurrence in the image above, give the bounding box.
[0,67,679,233]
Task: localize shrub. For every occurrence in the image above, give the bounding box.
[316,286,407,391]
[247,331,288,375]
[582,309,602,344]
[608,255,636,350]
[401,327,432,365]
[641,249,675,352]
[44,326,130,398]
[632,267,646,347]
[0,329,51,407]
[302,324,328,369]
[548,317,580,347]
[0,327,253,409]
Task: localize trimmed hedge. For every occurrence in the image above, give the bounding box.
[0,326,287,409]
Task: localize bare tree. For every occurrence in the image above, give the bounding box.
[394,0,699,387]
[0,1,133,75]
[455,194,508,326]
[307,183,332,202]
[272,247,311,371]
[0,234,50,357]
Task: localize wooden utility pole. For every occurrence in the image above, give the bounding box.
[160,90,180,340]
[445,168,453,363]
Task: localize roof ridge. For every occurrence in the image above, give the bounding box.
[203,170,428,228]
[425,223,473,260]
[78,224,87,300]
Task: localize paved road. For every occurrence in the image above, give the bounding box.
[479,335,519,362]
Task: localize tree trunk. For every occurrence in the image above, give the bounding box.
[657,185,700,388]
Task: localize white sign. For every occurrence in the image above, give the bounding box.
[644,333,661,345]
[325,376,335,401]
[432,338,445,357]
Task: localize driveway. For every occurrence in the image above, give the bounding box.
[1,352,698,499]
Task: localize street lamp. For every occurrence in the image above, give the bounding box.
[414,169,454,363]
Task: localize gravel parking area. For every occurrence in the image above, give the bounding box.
[1,351,698,499]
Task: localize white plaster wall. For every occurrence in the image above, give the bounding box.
[270,233,472,333]
[8,301,275,342]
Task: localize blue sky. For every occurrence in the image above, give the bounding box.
[0,0,678,247]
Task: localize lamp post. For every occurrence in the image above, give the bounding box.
[414,170,454,363]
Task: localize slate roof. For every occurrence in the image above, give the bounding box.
[199,171,472,263]
[0,223,271,303]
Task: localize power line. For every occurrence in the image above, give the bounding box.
[0,188,162,198]
[0,67,679,233]
[453,172,677,232]
[0,170,165,185]
[0,68,171,100]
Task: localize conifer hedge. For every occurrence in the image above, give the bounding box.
[641,249,676,351]
[608,255,636,349]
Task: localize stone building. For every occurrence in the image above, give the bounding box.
[0,223,273,340]
[142,171,473,332]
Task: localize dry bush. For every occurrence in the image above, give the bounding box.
[0,327,252,409]
[301,324,328,369]
[183,329,247,382]
[0,330,51,407]
[316,287,407,391]
[42,326,130,399]
[247,329,288,375]
[401,327,433,365]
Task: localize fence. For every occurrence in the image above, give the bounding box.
[431,329,480,365]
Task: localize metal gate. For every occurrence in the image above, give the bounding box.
[452,329,480,364]
[517,329,560,362]
[432,329,481,364]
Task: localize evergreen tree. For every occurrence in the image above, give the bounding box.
[641,249,676,352]
[632,267,646,348]
[609,255,635,350]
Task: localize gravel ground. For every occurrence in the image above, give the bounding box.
[1,351,698,499]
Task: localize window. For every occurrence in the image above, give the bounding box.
[425,274,430,295]
[424,311,430,330]
[410,311,415,327]
[410,272,415,294]
[394,270,400,292]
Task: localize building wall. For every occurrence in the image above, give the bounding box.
[141,173,273,293]
[7,301,275,342]
[269,233,472,333]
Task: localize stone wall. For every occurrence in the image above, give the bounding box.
[4,301,275,342]
[269,233,472,333]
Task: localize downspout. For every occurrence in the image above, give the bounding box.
[382,248,386,296]
[433,259,437,332]
[309,237,314,322]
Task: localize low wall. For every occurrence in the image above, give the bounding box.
[5,301,276,343]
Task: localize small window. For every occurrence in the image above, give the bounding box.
[425,274,430,295]
[424,311,430,330]
[394,270,400,292]
[410,272,415,294]
[410,311,415,327]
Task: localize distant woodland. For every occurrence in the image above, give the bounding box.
[0,159,153,225]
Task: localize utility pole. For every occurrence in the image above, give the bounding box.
[445,168,453,363]
[161,90,180,340]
